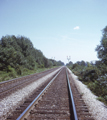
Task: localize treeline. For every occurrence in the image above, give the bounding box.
[67,26,107,105]
[0,35,64,75]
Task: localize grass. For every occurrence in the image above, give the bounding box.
[0,66,58,82]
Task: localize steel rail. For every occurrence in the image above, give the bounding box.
[16,68,62,120]
[66,68,78,120]
[0,67,60,85]
[0,67,61,98]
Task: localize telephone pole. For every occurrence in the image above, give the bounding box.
[67,56,71,63]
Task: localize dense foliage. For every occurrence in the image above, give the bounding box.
[0,35,64,81]
[96,26,107,64]
[68,60,107,104]
[66,61,73,68]
[67,26,107,105]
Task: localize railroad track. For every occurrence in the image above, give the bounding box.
[6,67,94,120]
[0,67,60,100]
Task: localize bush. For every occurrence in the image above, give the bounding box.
[6,65,17,77]
[16,65,23,75]
[9,72,16,78]
[88,81,101,95]
[88,80,107,98]
[97,97,105,102]
[104,95,107,101]
[79,66,100,82]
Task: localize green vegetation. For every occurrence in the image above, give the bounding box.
[67,26,107,105]
[0,35,64,82]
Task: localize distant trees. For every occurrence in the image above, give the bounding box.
[57,60,64,66]
[66,61,73,67]
[49,59,57,66]
[49,59,64,66]
[76,60,86,66]
[66,61,73,70]
[0,35,64,73]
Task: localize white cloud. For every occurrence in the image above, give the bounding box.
[73,26,80,30]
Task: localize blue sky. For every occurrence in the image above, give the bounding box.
[0,0,107,64]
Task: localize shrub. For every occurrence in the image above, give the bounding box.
[88,81,100,95]
[88,80,107,98]
[97,97,105,102]
[104,95,107,101]
[6,65,17,77]
[79,66,100,82]
[16,65,23,75]
[9,72,16,78]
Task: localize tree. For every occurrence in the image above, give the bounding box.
[0,35,36,70]
[0,35,64,71]
[66,61,73,67]
[76,61,86,66]
[56,61,64,66]
[96,26,107,64]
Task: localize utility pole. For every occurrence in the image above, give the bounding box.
[67,56,71,63]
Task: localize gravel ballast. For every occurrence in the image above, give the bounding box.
[68,68,107,120]
[0,68,61,120]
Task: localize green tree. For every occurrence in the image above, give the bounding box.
[0,35,64,72]
[66,61,73,67]
[96,26,107,64]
